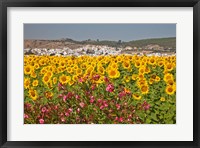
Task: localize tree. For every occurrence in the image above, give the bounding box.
[118,40,122,44]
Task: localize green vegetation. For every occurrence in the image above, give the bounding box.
[63,37,176,49]
[126,37,176,49]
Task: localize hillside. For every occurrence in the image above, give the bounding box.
[24,37,176,49]
[126,37,176,49]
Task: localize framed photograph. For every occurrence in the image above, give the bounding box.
[0,0,199,147]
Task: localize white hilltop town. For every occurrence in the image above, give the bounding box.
[24,44,176,57]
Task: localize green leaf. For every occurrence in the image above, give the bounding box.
[150,113,158,121]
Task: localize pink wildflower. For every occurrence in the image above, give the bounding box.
[104,103,108,107]
[97,99,102,103]
[106,84,114,92]
[68,108,73,113]
[119,91,126,98]
[25,103,31,108]
[78,78,84,83]
[104,77,109,83]
[65,112,70,117]
[116,104,120,110]
[90,98,95,103]
[63,95,67,102]
[100,105,104,110]
[75,95,80,99]
[54,105,58,110]
[103,101,108,107]
[91,84,96,90]
[142,101,151,110]
[77,108,80,113]
[41,107,47,113]
[93,74,100,81]
[58,94,63,98]
[118,117,123,122]
[61,117,65,122]
[24,114,29,119]
[79,102,85,108]
[39,119,44,124]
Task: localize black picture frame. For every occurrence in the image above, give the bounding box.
[0,0,199,148]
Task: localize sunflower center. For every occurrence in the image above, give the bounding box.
[168,87,173,92]
[62,77,66,82]
[31,92,35,97]
[167,65,172,69]
[150,59,154,63]
[44,76,49,81]
[141,86,147,92]
[166,75,171,80]
[110,70,116,76]
[26,67,30,72]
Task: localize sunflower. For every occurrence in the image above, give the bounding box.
[108,69,120,79]
[45,71,52,77]
[152,65,157,69]
[155,76,161,82]
[69,81,74,86]
[80,63,87,69]
[42,74,50,84]
[73,64,79,70]
[29,89,38,100]
[72,75,78,82]
[96,76,104,84]
[131,74,138,81]
[138,74,144,80]
[24,78,30,89]
[111,62,118,69]
[116,56,122,63]
[158,61,164,67]
[148,57,156,65]
[39,59,46,66]
[149,78,154,85]
[144,67,151,74]
[30,71,37,78]
[53,77,57,85]
[165,63,174,71]
[59,60,66,68]
[141,85,149,94]
[150,74,156,80]
[164,73,174,82]
[134,60,141,68]
[166,79,175,86]
[34,63,40,69]
[124,88,130,94]
[45,91,53,98]
[165,85,176,95]
[59,74,71,85]
[47,80,53,89]
[32,80,39,87]
[160,97,166,102]
[139,66,145,74]
[123,61,131,69]
[40,66,47,73]
[24,65,32,75]
[132,93,142,100]
[66,67,73,74]
[123,76,130,83]
[97,66,105,75]
[76,68,82,76]
[85,66,94,75]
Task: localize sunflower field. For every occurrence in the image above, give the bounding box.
[24,54,176,124]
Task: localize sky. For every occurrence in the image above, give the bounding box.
[24,24,176,41]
